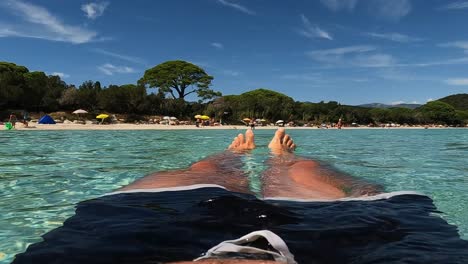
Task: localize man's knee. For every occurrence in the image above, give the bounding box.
[291,160,319,170]
[190,161,217,171]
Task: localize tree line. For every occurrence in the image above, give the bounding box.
[1,61,467,126]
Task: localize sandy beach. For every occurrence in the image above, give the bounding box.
[6,123,460,131]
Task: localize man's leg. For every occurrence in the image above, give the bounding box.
[118,130,256,194]
[262,128,382,200]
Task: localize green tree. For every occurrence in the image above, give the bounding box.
[0,62,67,111]
[223,89,295,122]
[388,107,415,124]
[42,75,67,111]
[205,97,231,123]
[124,84,147,113]
[0,62,29,108]
[98,85,126,113]
[455,110,468,126]
[77,81,102,110]
[59,86,80,110]
[369,108,391,124]
[23,71,48,109]
[145,92,166,115]
[98,84,148,114]
[438,93,468,111]
[417,101,457,125]
[140,60,220,101]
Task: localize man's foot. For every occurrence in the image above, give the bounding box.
[268,128,296,155]
[228,129,256,151]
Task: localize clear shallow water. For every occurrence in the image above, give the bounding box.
[0,129,467,263]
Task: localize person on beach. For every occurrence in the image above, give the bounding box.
[249,118,256,130]
[12,129,468,264]
[9,113,17,128]
[337,118,342,129]
[22,111,29,127]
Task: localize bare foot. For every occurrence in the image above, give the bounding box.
[228,129,256,152]
[268,128,296,155]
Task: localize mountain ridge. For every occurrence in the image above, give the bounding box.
[357,94,468,109]
[357,103,421,109]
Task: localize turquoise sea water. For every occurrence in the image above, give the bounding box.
[0,129,467,263]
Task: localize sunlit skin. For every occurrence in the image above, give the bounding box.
[261,128,346,200]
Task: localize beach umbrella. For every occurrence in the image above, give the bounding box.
[96,114,109,119]
[170,117,178,120]
[163,116,170,120]
[73,109,88,114]
[276,120,284,124]
[260,119,267,122]
[243,118,251,122]
[194,114,202,119]
[200,115,210,120]
[73,109,88,121]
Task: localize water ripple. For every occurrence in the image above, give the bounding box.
[0,129,467,263]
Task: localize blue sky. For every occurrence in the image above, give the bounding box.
[1,0,468,105]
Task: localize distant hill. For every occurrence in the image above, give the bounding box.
[357,103,421,109]
[438,94,468,110]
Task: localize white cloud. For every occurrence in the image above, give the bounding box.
[376,68,426,81]
[400,57,468,67]
[81,2,109,20]
[367,32,422,43]
[281,73,322,81]
[298,14,333,40]
[91,48,145,64]
[439,41,468,54]
[377,69,407,81]
[50,72,70,78]
[307,45,396,68]
[217,0,255,15]
[0,28,17,37]
[351,78,370,82]
[320,0,411,20]
[0,0,98,44]
[442,1,468,10]
[427,98,434,102]
[98,63,135,75]
[390,100,420,105]
[353,53,396,67]
[211,42,224,49]
[320,0,358,11]
[369,0,411,21]
[307,45,375,59]
[445,78,468,86]
[439,41,468,49]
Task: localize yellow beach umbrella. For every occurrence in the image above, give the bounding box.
[200,115,210,120]
[243,118,251,122]
[194,114,202,119]
[96,114,109,119]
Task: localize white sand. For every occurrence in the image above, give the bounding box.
[7,122,452,131]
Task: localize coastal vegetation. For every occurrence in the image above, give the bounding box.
[1,61,467,126]
[140,60,220,101]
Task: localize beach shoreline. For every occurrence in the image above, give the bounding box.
[5,123,465,131]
